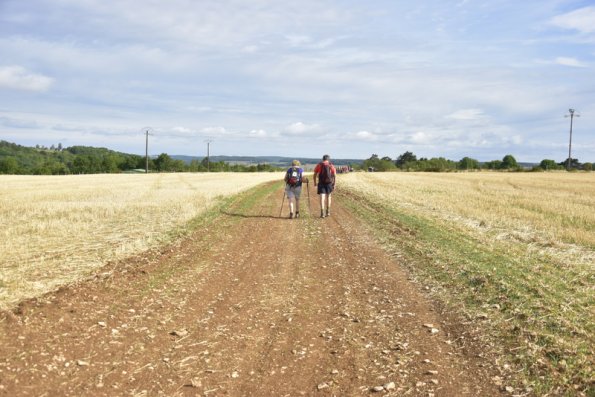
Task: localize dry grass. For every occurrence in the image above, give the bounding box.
[339,171,594,395]
[0,172,282,309]
[341,172,595,254]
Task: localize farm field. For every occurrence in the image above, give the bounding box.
[0,172,282,309]
[0,172,592,396]
[339,172,594,395]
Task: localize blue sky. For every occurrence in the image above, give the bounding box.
[0,0,593,161]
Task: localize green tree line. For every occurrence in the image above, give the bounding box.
[360,151,593,172]
[0,141,280,175]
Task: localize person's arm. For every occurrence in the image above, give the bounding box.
[313,164,319,186]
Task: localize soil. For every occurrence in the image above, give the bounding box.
[0,183,503,396]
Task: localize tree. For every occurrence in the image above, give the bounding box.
[583,162,592,171]
[458,157,479,170]
[0,157,19,174]
[559,158,581,170]
[500,154,518,170]
[539,159,559,171]
[482,160,502,170]
[154,153,174,172]
[395,151,417,168]
[363,154,396,172]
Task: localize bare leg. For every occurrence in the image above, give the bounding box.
[288,197,295,217]
[326,194,332,216]
[319,193,326,217]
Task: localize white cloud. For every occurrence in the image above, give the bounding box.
[551,6,595,34]
[554,57,588,67]
[354,130,377,141]
[201,126,228,136]
[447,109,486,120]
[282,122,322,136]
[0,66,53,92]
[249,129,268,138]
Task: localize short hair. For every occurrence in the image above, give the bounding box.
[322,154,330,161]
[292,159,301,166]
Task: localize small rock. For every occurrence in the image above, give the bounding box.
[422,324,434,329]
[331,369,339,375]
[76,360,89,367]
[97,321,106,327]
[416,381,426,387]
[430,379,439,385]
[190,378,202,388]
[372,385,384,392]
[477,313,489,320]
[231,371,239,378]
[426,370,438,375]
[170,329,188,337]
[384,382,396,390]
[317,382,329,390]
[505,386,514,393]
[430,328,439,334]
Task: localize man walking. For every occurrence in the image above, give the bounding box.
[313,154,336,218]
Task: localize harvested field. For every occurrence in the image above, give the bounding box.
[0,173,282,309]
[339,172,594,395]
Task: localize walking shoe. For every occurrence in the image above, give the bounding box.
[326,209,330,217]
[289,212,294,219]
[320,210,325,218]
[295,212,300,218]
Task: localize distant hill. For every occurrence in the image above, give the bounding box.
[171,155,364,168]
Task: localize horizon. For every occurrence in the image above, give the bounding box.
[3,139,563,164]
[1,1,594,162]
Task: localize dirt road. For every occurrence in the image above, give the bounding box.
[0,183,501,396]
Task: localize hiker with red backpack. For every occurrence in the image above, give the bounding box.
[284,159,306,219]
[313,154,336,218]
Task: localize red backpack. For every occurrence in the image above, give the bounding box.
[319,162,333,184]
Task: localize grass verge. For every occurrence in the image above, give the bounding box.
[339,188,594,397]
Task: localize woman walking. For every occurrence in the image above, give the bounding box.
[284,160,305,219]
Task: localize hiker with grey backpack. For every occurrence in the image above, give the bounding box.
[313,154,336,218]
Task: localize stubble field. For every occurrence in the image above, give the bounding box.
[0,172,282,310]
[338,171,594,394]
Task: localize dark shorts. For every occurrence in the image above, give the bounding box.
[317,183,334,195]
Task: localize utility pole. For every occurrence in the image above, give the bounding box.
[204,138,213,172]
[564,109,580,171]
[143,127,153,173]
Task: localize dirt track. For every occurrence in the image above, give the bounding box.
[0,183,501,396]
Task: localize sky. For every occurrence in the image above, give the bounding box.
[0,0,594,162]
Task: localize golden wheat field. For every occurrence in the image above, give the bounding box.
[0,172,282,309]
[341,171,595,254]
